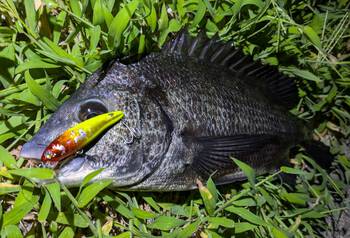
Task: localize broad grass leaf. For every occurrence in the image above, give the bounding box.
[202,0,215,17]
[271,227,289,238]
[38,192,52,222]
[52,80,68,98]
[77,179,112,208]
[0,44,15,88]
[104,0,116,11]
[132,207,157,219]
[1,225,23,238]
[232,198,256,207]
[170,205,190,217]
[225,206,267,226]
[24,0,36,33]
[283,67,321,83]
[235,222,257,233]
[102,219,113,235]
[102,4,114,27]
[280,192,308,206]
[231,0,264,17]
[0,183,20,196]
[148,215,186,231]
[116,203,134,219]
[138,34,145,55]
[56,212,89,228]
[15,60,60,74]
[52,12,67,44]
[191,0,206,28]
[58,227,74,238]
[70,0,82,17]
[145,4,157,32]
[143,196,161,212]
[198,179,216,216]
[281,166,314,180]
[208,217,235,228]
[281,166,309,175]
[205,229,223,238]
[158,3,169,45]
[25,72,60,111]
[303,25,322,49]
[108,0,139,48]
[177,220,200,237]
[41,38,84,67]
[9,168,54,179]
[93,0,104,26]
[0,145,17,169]
[176,0,185,18]
[2,195,39,226]
[46,182,61,211]
[114,232,132,238]
[168,19,182,32]
[301,210,325,219]
[81,168,104,188]
[0,166,13,179]
[14,179,33,207]
[158,3,169,32]
[89,26,101,52]
[233,159,255,186]
[258,187,275,207]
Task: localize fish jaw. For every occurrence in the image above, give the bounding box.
[20,140,46,160]
[56,156,97,186]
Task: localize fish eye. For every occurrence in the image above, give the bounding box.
[78,100,108,121]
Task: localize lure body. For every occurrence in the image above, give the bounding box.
[41,111,124,163]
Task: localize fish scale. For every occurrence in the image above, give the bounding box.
[139,54,296,137]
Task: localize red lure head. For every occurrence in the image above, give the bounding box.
[41,130,82,163]
[41,143,68,162]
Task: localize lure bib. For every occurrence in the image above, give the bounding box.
[41,111,124,163]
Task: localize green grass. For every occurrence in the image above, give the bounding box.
[0,0,349,237]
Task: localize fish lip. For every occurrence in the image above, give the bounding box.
[19,141,47,160]
[56,156,95,187]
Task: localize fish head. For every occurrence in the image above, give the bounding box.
[20,61,165,187]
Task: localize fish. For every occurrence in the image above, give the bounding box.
[41,111,124,166]
[19,31,310,191]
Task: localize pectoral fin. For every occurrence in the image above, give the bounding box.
[184,134,279,177]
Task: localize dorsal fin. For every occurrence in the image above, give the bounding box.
[162,30,299,109]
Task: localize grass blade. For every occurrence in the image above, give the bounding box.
[24,71,60,111]
[77,179,112,208]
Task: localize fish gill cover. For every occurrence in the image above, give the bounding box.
[0,0,349,237]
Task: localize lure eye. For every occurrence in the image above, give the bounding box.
[78,100,108,121]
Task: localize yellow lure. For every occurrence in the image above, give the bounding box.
[41,111,124,164]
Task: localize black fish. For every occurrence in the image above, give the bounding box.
[20,31,309,191]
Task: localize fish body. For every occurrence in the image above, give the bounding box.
[41,111,124,165]
[20,32,308,191]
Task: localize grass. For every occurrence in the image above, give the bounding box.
[0,0,349,237]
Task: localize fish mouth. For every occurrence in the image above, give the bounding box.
[56,155,96,186]
[20,140,96,186]
[19,141,47,160]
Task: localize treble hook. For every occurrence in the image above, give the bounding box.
[121,122,141,144]
[121,98,142,144]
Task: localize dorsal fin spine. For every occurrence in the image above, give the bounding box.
[162,30,299,109]
[211,46,226,62]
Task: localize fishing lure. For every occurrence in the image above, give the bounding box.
[41,111,124,165]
